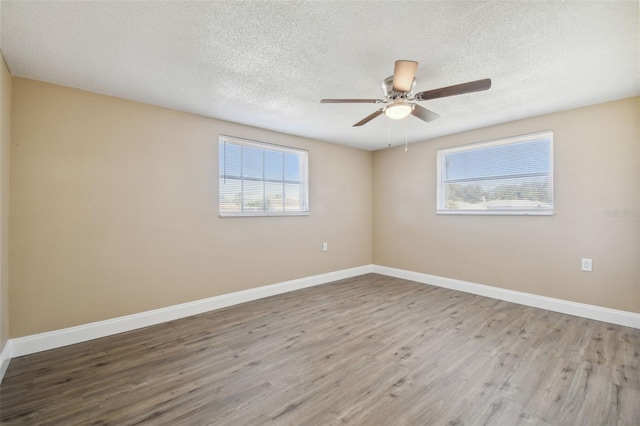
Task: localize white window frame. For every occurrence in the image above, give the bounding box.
[218,135,309,217]
[436,131,554,216]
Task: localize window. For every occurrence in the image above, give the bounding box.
[219,135,309,216]
[437,131,553,215]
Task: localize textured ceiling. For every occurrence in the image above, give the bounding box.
[1,1,638,150]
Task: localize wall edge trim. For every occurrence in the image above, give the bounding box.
[0,341,11,383]
[4,263,638,384]
[7,265,374,359]
[372,265,640,329]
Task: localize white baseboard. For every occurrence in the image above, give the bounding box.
[0,340,11,383]
[3,263,638,385]
[8,265,374,359]
[372,265,640,329]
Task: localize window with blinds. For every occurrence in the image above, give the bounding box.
[437,131,553,215]
[219,136,309,217]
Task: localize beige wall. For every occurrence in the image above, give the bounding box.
[9,78,372,337]
[7,76,640,339]
[373,97,640,313]
[0,55,11,351]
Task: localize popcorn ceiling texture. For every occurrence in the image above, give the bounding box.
[1,1,638,150]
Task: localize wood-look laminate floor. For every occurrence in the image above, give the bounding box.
[1,274,639,425]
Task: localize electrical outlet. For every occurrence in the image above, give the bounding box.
[581,258,592,272]
[322,242,328,252]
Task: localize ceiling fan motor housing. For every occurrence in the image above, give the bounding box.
[381,76,416,99]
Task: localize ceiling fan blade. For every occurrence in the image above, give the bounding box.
[415,78,492,101]
[393,60,418,93]
[321,99,383,103]
[411,104,440,122]
[353,109,384,127]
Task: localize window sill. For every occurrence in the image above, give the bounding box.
[219,211,310,218]
[437,210,554,216]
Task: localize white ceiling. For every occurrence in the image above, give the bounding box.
[1,1,638,151]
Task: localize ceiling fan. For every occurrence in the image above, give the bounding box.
[321,60,491,127]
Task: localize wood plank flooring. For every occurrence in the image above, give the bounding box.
[1,273,639,425]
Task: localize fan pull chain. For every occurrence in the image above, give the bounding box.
[404,117,408,152]
[387,117,391,148]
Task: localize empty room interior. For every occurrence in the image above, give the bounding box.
[0,1,639,425]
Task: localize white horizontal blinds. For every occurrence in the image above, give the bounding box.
[284,153,302,211]
[439,132,552,213]
[219,136,308,215]
[220,142,243,213]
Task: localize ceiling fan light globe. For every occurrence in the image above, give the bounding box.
[384,103,413,120]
